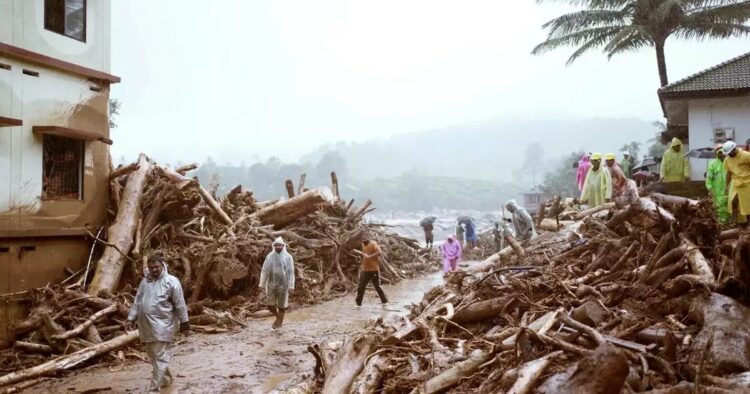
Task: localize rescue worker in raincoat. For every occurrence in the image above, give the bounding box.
[723,141,750,225]
[440,234,462,274]
[705,145,729,224]
[579,153,612,207]
[660,138,690,182]
[605,153,628,197]
[127,255,189,392]
[505,200,537,241]
[259,237,295,329]
[621,152,633,179]
[576,154,592,191]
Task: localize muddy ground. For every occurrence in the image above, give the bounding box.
[26,272,446,393]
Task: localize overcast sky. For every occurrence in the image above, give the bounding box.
[109,0,750,164]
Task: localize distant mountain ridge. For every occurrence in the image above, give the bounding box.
[300,117,656,183]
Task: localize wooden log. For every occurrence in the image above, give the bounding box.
[574,203,615,220]
[88,154,152,295]
[503,309,561,347]
[297,173,306,195]
[330,172,340,201]
[0,331,138,387]
[409,349,490,394]
[508,352,561,394]
[13,341,54,354]
[108,163,139,180]
[175,163,198,174]
[650,192,699,208]
[452,297,514,324]
[505,235,525,258]
[321,335,374,394]
[537,345,629,394]
[682,237,716,286]
[159,165,233,226]
[351,354,386,394]
[85,326,102,344]
[60,290,128,318]
[539,218,574,232]
[51,304,118,340]
[250,187,335,229]
[285,179,295,198]
[719,228,741,241]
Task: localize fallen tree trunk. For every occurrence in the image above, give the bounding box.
[108,163,139,180]
[650,192,699,209]
[88,154,152,295]
[158,165,234,226]
[574,203,615,220]
[321,335,374,394]
[409,349,491,394]
[51,304,118,341]
[508,351,561,394]
[682,237,716,286]
[251,187,335,229]
[537,345,629,394]
[0,331,138,387]
[505,235,525,259]
[539,218,574,232]
[452,297,515,324]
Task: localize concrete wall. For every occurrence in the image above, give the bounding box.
[687,96,750,180]
[0,54,110,232]
[0,0,112,73]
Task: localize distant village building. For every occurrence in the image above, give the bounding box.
[520,188,548,215]
[659,51,750,180]
[0,0,119,343]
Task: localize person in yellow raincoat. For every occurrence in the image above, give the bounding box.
[722,141,750,225]
[705,145,729,224]
[580,152,612,207]
[660,138,690,182]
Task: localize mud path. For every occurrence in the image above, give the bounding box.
[27,272,445,393]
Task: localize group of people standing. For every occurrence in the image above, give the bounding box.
[707,141,750,225]
[576,151,639,208]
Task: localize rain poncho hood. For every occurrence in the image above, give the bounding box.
[706,151,729,223]
[660,138,690,182]
[505,200,537,241]
[576,154,591,191]
[580,165,612,208]
[128,262,189,343]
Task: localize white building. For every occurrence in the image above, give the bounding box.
[0,0,118,344]
[659,52,750,180]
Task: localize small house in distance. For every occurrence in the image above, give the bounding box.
[520,188,549,215]
[659,51,750,180]
[0,0,119,344]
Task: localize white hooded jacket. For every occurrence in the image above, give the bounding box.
[127,262,189,343]
[259,237,295,292]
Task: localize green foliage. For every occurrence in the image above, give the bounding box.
[647,121,668,158]
[109,99,121,129]
[619,141,642,162]
[533,0,750,85]
[540,151,585,198]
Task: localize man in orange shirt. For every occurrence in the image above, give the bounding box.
[355,236,389,307]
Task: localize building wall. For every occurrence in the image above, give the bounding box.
[688,96,750,180]
[0,0,112,73]
[0,54,110,232]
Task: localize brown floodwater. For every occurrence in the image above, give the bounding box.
[27,272,445,393]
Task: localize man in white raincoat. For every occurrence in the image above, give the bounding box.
[126,255,189,392]
[259,237,295,329]
[505,200,537,241]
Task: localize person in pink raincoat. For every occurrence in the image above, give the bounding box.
[441,235,462,274]
[576,154,592,192]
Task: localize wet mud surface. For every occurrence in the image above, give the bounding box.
[27,272,445,393]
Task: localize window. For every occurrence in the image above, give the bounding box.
[44,0,86,42]
[42,135,84,200]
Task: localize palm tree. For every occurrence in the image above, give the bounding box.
[532,0,750,86]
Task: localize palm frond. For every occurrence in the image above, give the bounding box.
[532,26,623,57]
[565,29,625,64]
[603,26,651,56]
[541,10,629,36]
[688,1,750,22]
[676,21,750,38]
[535,0,631,9]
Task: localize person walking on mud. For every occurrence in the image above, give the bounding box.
[259,237,295,329]
[355,235,389,307]
[422,222,434,249]
[441,235,462,274]
[126,255,190,392]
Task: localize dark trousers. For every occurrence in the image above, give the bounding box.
[355,271,388,306]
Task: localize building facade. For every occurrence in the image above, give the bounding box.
[0,0,118,344]
[659,52,750,180]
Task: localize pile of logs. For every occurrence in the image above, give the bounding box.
[0,154,435,389]
[308,194,750,393]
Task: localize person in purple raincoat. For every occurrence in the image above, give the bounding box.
[576,154,591,192]
[441,235,462,274]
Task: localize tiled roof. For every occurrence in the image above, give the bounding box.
[660,51,750,94]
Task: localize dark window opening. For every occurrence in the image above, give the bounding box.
[42,135,84,200]
[44,0,86,42]
[0,63,10,70]
[22,69,39,77]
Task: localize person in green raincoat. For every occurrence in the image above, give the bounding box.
[579,152,612,207]
[660,138,690,182]
[706,145,729,224]
[621,152,633,179]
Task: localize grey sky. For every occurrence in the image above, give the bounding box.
[109,0,750,164]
